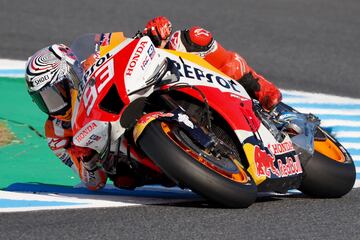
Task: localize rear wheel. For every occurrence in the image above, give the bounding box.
[298,127,356,198]
[138,120,257,208]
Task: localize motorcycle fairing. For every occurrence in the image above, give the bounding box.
[98,32,127,56]
[243,138,302,186]
[73,37,161,142]
[158,49,303,184]
[160,50,261,132]
[71,34,303,186]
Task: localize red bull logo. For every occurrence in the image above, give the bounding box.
[133,112,174,142]
[254,145,280,177]
[253,145,302,178]
[277,155,303,177]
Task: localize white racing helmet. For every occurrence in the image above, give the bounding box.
[25,44,83,116]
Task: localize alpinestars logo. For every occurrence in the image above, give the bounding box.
[194,28,211,37]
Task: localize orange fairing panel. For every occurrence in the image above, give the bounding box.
[81,32,128,71]
[99,32,127,56]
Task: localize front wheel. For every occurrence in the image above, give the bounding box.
[298,127,356,198]
[137,121,257,208]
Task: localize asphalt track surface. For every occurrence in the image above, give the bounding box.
[0,0,359,239]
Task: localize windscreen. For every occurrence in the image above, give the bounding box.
[70,33,99,63]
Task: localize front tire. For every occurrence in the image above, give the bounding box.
[298,127,356,198]
[138,121,257,208]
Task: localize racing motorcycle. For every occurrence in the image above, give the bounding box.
[70,32,356,208]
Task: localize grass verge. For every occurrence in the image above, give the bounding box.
[0,121,16,147]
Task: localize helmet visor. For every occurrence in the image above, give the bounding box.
[30,81,71,115]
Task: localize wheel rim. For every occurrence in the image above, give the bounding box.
[160,122,250,183]
[314,138,346,163]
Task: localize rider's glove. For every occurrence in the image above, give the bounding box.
[143,16,172,47]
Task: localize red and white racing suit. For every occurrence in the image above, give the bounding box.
[166,26,282,110]
[45,116,107,191]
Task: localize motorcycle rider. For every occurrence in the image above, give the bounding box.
[143,16,282,111]
[25,43,168,190]
[25,44,108,191]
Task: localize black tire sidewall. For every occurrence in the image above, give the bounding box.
[138,121,257,208]
[299,129,356,198]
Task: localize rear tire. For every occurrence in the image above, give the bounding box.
[138,121,257,208]
[298,127,356,198]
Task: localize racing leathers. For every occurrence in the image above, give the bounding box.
[44,94,155,191]
[144,17,282,110]
[45,116,107,191]
[167,27,282,110]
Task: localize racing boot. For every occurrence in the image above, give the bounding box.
[238,72,282,111]
[112,161,175,190]
[113,175,138,190]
